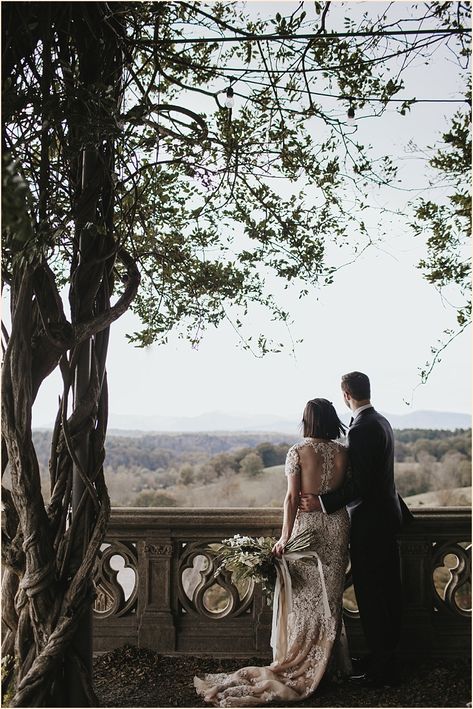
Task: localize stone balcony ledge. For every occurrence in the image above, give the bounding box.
[93,507,471,660]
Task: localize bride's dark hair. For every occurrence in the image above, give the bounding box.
[301,398,346,440]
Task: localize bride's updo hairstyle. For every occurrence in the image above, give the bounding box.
[302,398,346,440]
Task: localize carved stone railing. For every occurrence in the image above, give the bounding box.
[93,507,471,657]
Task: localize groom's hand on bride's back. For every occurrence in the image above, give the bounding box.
[299,494,321,512]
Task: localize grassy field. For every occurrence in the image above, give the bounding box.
[168,464,287,507]
[404,486,471,506]
[162,463,470,508]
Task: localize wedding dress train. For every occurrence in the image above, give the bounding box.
[194,439,351,706]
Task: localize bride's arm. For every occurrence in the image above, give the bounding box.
[272,448,301,557]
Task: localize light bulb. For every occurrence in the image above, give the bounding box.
[225,86,234,109]
[347,106,355,122]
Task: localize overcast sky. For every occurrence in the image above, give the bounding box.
[31,1,471,426]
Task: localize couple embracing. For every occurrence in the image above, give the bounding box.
[195,371,414,707]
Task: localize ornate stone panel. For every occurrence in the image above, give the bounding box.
[432,541,471,617]
[93,541,138,617]
[178,541,254,619]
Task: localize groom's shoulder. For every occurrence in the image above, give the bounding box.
[373,409,393,429]
[353,408,392,434]
[367,409,394,440]
[361,407,389,423]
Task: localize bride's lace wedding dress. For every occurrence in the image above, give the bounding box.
[194,438,351,707]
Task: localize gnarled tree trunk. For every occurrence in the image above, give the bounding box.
[2,3,139,705]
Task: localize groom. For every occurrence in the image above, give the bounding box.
[299,371,413,687]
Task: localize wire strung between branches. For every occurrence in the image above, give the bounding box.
[148,27,472,45]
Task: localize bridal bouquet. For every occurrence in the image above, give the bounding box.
[214,529,313,603]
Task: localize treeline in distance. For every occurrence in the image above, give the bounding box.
[26,428,471,507]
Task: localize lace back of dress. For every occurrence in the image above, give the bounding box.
[307,440,338,494]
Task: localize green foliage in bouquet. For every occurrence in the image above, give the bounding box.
[214,529,313,603]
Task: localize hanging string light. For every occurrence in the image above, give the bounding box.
[225,86,235,108]
[347,104,355,121]
[223,76,237,110]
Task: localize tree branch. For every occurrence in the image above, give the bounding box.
[73,248,140,345]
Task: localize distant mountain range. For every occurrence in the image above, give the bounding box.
[98,409,471,433]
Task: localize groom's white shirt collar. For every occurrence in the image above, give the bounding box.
[351,403,373,421]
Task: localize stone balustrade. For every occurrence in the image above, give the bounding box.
[93,507,471,657]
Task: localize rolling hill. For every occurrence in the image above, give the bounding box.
[104,409,470,433]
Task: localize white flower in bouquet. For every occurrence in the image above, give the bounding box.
[214,529,313,603]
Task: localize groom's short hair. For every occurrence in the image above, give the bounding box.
[341,371,371,400]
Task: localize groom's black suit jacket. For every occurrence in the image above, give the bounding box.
[321,407,413,537]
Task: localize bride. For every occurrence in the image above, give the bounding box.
[194,398,352,706]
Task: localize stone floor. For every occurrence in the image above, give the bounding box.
[93,646,471,707]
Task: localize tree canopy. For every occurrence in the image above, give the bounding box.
[410,79,471,381]
[3,2,470,352]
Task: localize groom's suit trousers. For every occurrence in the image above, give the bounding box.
[349,522,403,673]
